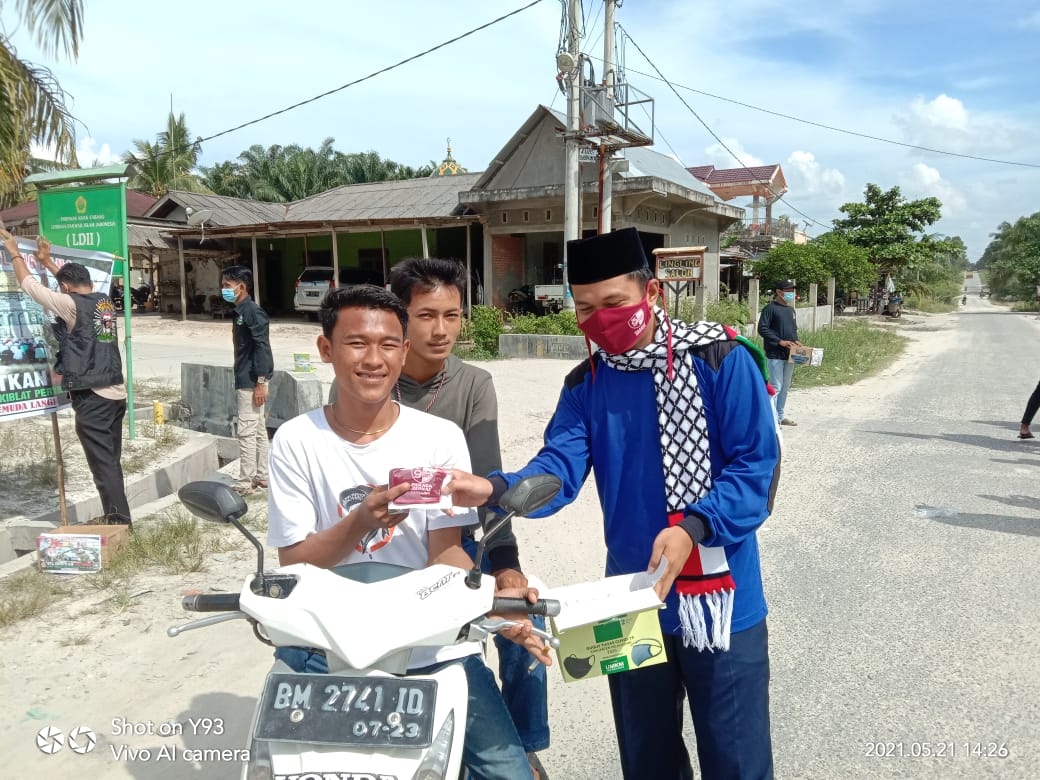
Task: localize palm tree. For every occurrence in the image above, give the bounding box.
[0,0,83,206]
[124,112,209,197]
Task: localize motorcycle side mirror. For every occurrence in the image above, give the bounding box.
[178,481,265,583]
[466,475,562,589]
[178,480,247,524]
[498,474,562,517]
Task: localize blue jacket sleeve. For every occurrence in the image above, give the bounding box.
[489,382,592,517]
[687,345,780,547]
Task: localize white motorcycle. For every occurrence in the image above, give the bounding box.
[168,475,563,780]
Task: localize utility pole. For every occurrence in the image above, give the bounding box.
[560,0,582,310]
[600,0,616,234]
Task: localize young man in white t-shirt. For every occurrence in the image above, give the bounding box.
[266,284,539,780]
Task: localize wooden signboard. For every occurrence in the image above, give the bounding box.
[651,246,706,282]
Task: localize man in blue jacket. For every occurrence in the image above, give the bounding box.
[448,228,780,779]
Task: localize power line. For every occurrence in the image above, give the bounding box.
[198,0,546,145]
[617,25,833,230]
[592,55,1040,170]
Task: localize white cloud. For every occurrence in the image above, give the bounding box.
[900,163,967,217]
[30,137,122,167]
[785,150,845,197]
[704,137,763,169]
[895,93,1018,155]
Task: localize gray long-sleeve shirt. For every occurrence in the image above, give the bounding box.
[396,355,520,572]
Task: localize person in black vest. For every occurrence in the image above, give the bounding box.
[2,229,132,526]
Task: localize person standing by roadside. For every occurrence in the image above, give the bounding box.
[1018,378,1040,439]
[758,279,802,427]
[1,229,132,525]
[220,266,273,495]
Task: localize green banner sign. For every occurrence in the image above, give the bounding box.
[37,183,129,274]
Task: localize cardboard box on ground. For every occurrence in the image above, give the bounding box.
[789,345,824,367]
[37,524,130,574]
[547,566,668,683]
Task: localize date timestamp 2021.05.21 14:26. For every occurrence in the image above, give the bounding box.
[864,742,1010,759]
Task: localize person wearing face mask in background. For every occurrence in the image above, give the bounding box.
[446,228,781,779]
[220,265,274,495]
[757,280,802,427]
[1,229,133,526]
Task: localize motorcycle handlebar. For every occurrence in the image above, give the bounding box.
[182,593,241,612]
[491,597,561,618]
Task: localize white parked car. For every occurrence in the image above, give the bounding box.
[293,266,337,316]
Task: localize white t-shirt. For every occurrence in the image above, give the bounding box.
[267,403,480,668]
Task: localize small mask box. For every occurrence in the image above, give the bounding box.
[546,567,667,683]
[37,524,129,574]
[388,467,453,511]
[788,345,824,366]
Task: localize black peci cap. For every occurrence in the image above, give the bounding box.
[566,227,649,286]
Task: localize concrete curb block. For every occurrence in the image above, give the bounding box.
[0,430,223,572]
[498,333,587,360]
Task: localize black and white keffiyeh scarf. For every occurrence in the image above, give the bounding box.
[600,307,737,651]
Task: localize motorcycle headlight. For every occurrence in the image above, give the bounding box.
[410,710,455,780]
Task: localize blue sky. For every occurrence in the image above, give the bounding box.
[4,0,1038,259]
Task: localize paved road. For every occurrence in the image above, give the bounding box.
[762,293,1040,779]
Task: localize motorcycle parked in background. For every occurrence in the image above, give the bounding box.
[111,282,155,312]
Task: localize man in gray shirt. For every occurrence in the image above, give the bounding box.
[330,260,550,778]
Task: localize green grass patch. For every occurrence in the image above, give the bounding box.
[507,311,582,336]
[0,569,74,628]
[121,420,183,475]
[0,420,59,491]
[0,500,262,629]
[906,298,957,314]
[678,297,751,327]
[132,380,182,404]
[746,320,907,388]
[109,507,238,576]
[1010,300,1040,312]
[791,321,908,388]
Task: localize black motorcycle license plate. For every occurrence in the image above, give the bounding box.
[254,673,436,748]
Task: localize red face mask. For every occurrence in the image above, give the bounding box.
[577,294,652,355]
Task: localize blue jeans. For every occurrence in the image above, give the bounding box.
[462,535,551,753]
[767,359,795,421]
[608,619,773,780]
[273,648,532,780]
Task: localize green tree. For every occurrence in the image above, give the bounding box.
[755,234,874,296]
[754,241,828,291]
[201,141,436,202]
[124,112,208,197]
[832,183,942,269]
[813,233,875,292]
[0,0,83,206]
[895,234,968,304]
[978,214,1040,299]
